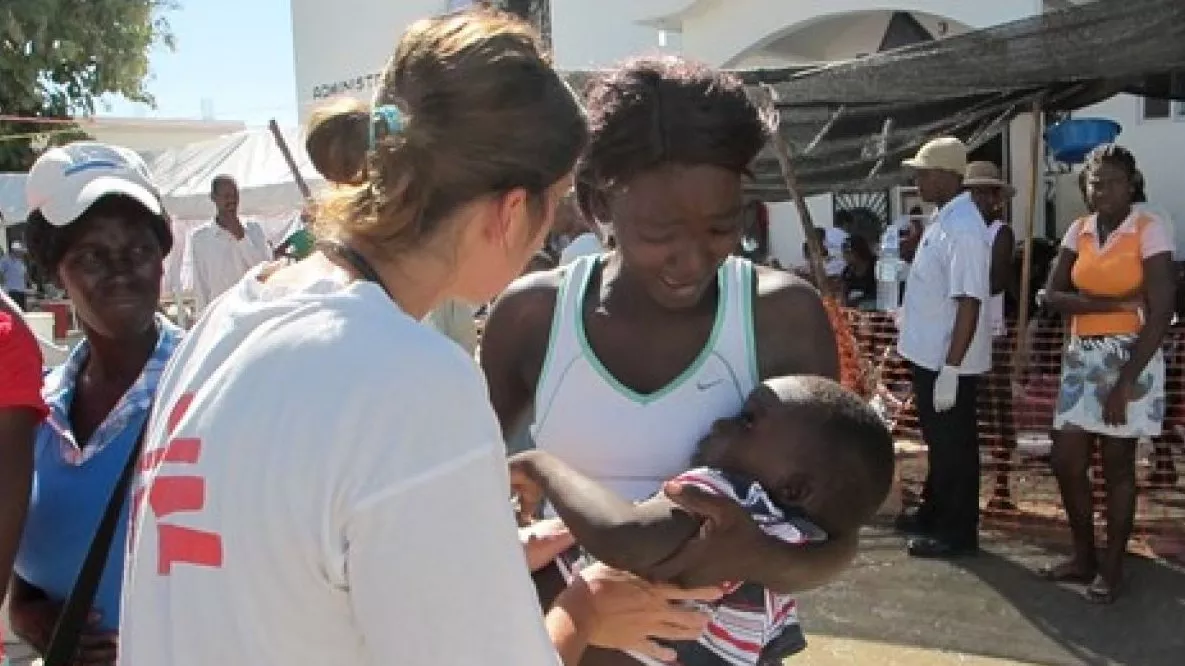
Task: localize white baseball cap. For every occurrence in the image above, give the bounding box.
[26,142,164,228]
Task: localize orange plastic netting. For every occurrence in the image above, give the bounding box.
[849,307,1185,558]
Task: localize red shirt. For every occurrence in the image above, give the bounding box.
[0,310,48,418]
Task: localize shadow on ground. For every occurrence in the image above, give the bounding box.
[797,524,1185,666]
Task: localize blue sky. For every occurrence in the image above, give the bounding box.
[102,0,298,127]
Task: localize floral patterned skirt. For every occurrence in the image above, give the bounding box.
[1054,334,1165,438]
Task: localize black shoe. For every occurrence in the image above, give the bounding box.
[907,536,978,559]
[894,510,930,536]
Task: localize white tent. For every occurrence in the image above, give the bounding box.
[147,126,325,295]
[149,125,325,224]
[0,126,322,230]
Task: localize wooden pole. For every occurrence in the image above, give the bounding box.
[1011,101,1043,385]
[268,119,313,200]
[754,85,829,291]
[755,84,866,395]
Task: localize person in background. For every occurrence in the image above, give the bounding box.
[797,227,831,287]
[1038,144,1176,604]
[895,137,992,559]
[822,213,851,279]
[900,206,926,262]
[0,241,30,310]
[559,189,607,266]
[180,175,273,315]
[840,235,877,308]
[274,207,316,261]
[10,142,183,666]
[544,191,583,260]
[883,206,925,259]
[880,205,925,302]
[119,12,718,666]
[0,289,46,666]
[964,161,1018,508]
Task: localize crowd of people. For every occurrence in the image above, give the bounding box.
[0,6,1174,666]
[882,137,1174,604]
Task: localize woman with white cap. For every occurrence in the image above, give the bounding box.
[9,141,184,666]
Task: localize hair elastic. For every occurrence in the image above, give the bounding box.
[369,105,405,149]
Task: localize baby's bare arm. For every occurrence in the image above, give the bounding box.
[510,451,701,577]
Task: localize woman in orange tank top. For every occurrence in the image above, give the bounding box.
[1037,145,1176,603]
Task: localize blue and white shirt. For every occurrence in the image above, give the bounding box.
[15,315,183,632]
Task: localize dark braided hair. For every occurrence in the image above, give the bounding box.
[1083,143,1146,203]
[576,57,768,219]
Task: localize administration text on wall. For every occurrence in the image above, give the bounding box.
[311,72,383,101]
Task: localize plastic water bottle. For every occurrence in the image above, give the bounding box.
[876,240,901,311]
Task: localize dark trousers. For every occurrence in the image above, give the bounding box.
[6,290,26,311]
[911,363,981,548]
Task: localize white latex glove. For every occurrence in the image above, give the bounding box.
[933,365,959,412]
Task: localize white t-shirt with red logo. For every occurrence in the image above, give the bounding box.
[119,269,560,666]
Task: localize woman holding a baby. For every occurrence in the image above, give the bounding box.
[482,57,852,665]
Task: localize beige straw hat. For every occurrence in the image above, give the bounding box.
[902,137,968,175]
[963,161,1016,197]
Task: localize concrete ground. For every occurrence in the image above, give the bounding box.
[794,525,1185,666]
[4,525,1181,665]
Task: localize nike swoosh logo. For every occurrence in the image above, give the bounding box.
[697,379,724,391]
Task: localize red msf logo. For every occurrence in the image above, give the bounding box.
[133,393,223,575]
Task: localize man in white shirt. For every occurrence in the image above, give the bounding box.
[896,137,992,559]
[181,175,272,314]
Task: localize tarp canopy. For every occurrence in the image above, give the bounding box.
[148,125,324,222]
[567,0,1185,199]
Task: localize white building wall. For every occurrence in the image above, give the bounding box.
[1074,94,1185,255]
[293,0,1185,260]
[1008,112,1045,242]
[290,1,1039,122]
[291,0,447,123]
[550,0,673,69]
[672,0,1037,66]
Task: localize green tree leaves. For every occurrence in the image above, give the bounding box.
[0,1,176,170]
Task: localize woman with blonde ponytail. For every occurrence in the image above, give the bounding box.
[119,11,717,666]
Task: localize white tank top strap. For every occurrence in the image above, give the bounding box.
[530,254,762,502]
[714,256,760,392]
[533,255,596,414]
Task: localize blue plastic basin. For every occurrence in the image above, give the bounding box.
[1045,118,1122,164]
